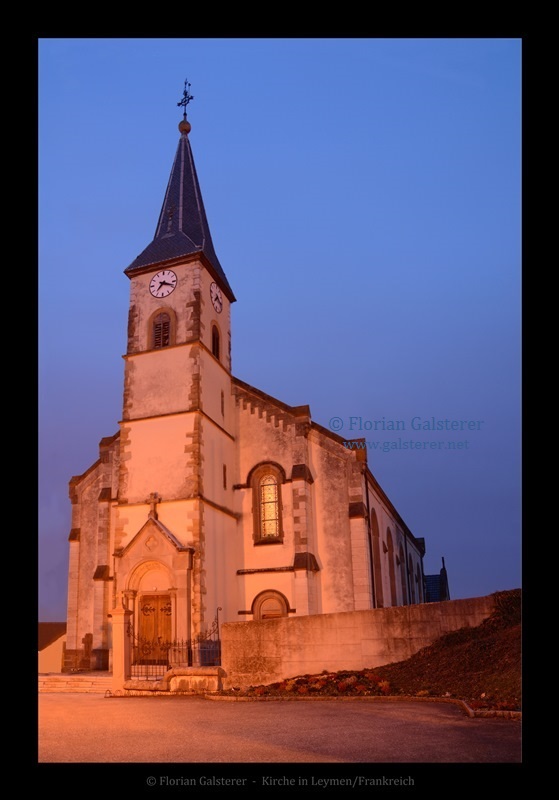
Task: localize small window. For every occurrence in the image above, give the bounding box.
[252,590,289,620]
[223,464,227,490]
[211,325,220,359]
[260,597,284,619]
[153,312,171,349]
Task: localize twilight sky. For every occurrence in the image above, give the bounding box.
[38,37,522,621]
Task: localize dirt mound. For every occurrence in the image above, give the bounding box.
[373,589,521,710]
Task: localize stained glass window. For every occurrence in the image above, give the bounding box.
[260,475,279,537]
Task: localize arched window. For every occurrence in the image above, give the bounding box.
[211,325,220,359]
[399,545,408,605]
[369,507,384,608]
[252,590,289,620]
[260,475,279,537]
[153,312,171,349]
[386,528,397,606]
[250,463,285,544]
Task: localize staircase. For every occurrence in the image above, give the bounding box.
[39,672,113,693]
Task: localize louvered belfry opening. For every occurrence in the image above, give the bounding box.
[153,312,171,349]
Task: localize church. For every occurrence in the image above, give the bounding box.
[63,89,429,672]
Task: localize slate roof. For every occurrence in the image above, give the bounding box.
[38,622,67,651]
[125,123,235,301]
[424,570,450,603]
[424,575,443,603]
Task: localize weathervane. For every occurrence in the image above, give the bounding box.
[177,79,194,120]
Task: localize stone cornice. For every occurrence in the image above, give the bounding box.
[119,408,235,442]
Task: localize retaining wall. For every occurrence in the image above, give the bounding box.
[221,595,496,689]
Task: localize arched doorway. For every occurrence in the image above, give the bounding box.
[126,560,175,665]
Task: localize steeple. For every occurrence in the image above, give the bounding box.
[125,82,235,301]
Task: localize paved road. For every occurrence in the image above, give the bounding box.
[39,694,521,767]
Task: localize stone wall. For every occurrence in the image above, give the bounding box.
[220,594,497,689]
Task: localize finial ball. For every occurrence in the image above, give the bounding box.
[179,119,191,134]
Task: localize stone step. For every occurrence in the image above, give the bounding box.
[38,674,113,693]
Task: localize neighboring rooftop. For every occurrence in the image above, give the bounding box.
[38,622,67,651]
[424,558,451,603]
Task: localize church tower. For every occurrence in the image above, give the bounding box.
[64,84,239,671]
[113,84,238,644]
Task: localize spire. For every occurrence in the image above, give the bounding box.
[125,81,235,301]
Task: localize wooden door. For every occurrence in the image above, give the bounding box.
[137,594,172,664]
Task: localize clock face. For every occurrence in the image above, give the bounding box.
[210,282,223,313]
[149,270,177,298]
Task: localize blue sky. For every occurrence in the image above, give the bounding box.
[38,38,522,621]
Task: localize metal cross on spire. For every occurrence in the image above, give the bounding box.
[177,78,194,119]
